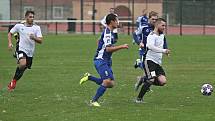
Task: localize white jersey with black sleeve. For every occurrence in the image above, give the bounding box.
[145,32,167,65]
[10,23,42,57]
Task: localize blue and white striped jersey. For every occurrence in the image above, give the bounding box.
[94,28,115,61]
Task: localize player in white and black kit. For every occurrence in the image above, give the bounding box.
[7,10,43,91]
[135,18,170,103]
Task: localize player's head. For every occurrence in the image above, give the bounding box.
[109,8,115,14]
[155,18,166,33]
[106,13,118,28]
[148,11,158,25]
[142,9,147,16]
[25,10,35,25]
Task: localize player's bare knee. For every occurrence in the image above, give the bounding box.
[158,75,167,86]
[18,59,27,69]
[102,79,114,88]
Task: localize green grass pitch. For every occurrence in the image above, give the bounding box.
[0,32,215,121]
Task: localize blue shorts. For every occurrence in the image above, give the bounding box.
[94,59,114,80]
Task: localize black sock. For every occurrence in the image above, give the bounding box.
[141,76,147,82]
[13,67,26,81]
[137,81,151,99]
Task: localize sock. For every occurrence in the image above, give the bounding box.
[88,76,103,85]
[140,76,147,83]
[92,85,107,102]
[137,81,151,100]
[13,67,26,81]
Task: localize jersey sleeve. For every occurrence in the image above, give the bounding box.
[147,34,166,53]
[36,26,43,37]
[10,24,19,34]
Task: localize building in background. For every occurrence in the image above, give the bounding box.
[9,0,163,21]
[0,0,10,20]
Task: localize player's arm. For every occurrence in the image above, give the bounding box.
[30,35,42,44]
[101,16,107,27]
[8,32,13,50]
[30,26,43,44]
[8,24,18,50]
[106,44,129,53]
[147,34,170,54]
[163,36,168,49]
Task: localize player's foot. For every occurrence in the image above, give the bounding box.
[8,80,17,91]
[89,100,101,107]
[134,59,141,69]
[80,72,90,85]
[134,76,143,91]
[135,98,144,103]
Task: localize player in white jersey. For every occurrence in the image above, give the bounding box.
[7,10,43,91]
[101,8,119,41]
[135,18,170,103]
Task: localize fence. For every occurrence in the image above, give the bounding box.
[1,0,215,35]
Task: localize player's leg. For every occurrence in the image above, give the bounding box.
[136,60,155,102]
[134,75,147,91]
[90,63,114,107]
[152,66,167,86]
[8,52,28,90]
[80,60,104,85]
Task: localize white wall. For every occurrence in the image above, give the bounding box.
[0,0,10,20]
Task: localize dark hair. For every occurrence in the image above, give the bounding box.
[25,10,35,17]
[149,11,158,18]
[106,13,117,25]
[156,18,166,23]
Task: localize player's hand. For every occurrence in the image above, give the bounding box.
[29,34,36,40]
[139,42,144,48]
[164,49,171,56]
[121,44,129,49]
[8,43,13,51]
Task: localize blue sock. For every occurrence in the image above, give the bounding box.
[92,85,107,102]
[89,76,103,85]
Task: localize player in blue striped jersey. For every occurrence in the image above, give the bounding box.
[80,13,129,107]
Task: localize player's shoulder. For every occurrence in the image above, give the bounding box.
[149,31,156,36]
[32,23,41,29]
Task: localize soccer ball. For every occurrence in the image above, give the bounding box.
[201,84,213,96]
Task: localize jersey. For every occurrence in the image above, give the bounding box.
[10,22,42,57]
[136,15,148,28]
[146,32,167,65]
[94,28,115,63]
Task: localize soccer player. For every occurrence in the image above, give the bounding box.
[134,11,159,91]
[7,10,43,91]
[80,13,129,107]
[136,9,148,29]
[101,8,119,41]
[135,18,170,103]
[134,11,158,69]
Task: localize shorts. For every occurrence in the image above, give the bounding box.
[16,51,33,69]
[144,60,165,79]
[94,59,114,80]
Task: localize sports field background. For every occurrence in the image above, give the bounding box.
[0,32,215,121]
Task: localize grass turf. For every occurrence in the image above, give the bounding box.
[0,32,215,121]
